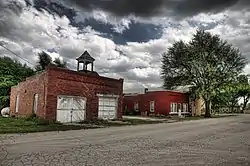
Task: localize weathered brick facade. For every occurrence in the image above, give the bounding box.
[10,72,48,119]
[10,66,123,122]
[123,90,190,116]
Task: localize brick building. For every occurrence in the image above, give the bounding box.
[10,51,124,123]
[123,88,190,116]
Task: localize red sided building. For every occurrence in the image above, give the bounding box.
[123,88,190,116]
[10,51,124,123]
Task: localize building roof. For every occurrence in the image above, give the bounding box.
[123,85,192,95]
[76,51,95,63]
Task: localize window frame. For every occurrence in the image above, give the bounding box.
[170,102,177,113]
[182,103,188,112]
[134,102,139,112]
[15,94,20,113]
[150,101,155,113]
[33,94,39,114]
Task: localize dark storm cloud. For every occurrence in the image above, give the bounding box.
[65,0,250,18]
[32,0,163,44]
[77,19,163,44]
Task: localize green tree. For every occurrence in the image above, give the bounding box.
[0,57,35,109]
[35,51,52,71]
[35,51,67,71]
[53,57,67,68]
[237,75,250,111]
[161,30,246,117]
[212,75,250,113]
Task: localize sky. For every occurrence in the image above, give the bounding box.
[0,0,250,93]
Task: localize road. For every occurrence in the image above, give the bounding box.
[0,115,250,166]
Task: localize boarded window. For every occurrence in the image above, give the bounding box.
[15,95,19,113]
[33,94,38,114]
[150,101,155,112]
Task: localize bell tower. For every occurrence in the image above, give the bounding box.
[76,51,95,72]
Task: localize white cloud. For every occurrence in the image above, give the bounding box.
[1,0,250,92]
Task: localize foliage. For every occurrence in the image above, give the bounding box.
[0,57,35,109]
[161,30,246,117]
[35,51,52,71]
[35,51,67,71]
[211,75,250,112]
[53,57,67,68]
[0,116,90,134]
[237,75,250,111]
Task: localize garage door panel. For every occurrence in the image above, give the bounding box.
[72,111,85,122]
[109,101,116,106]
[72,98,86,110]
[98,96,118,120]
[57,96,86,123]
[57,110,71,123]
[57,97,72,110]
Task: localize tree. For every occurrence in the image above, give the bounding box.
[35,51,67,71]
[0,57,35,109]
[161,30,246,117]
[211,75,250,113]
[35,51,52,71]
[53,57,67,68]
[236,75,250,111]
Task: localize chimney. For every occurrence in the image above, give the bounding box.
[144,88,148,94]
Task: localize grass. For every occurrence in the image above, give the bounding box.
[80,118,164,127]
[0,116,99,134]
[0,114,237,134]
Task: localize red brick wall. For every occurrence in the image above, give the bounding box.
[10,72,48,118]
[45,67,124,121]
[123,91,189,116]
[123,94,143,114]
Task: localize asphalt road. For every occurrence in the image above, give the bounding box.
[0,115,250,166]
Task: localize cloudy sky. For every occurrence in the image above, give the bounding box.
[0,0,250,92]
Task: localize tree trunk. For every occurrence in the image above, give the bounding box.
[204,100,211,118]
[242,97,249,112]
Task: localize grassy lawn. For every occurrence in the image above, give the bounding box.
[0,116,165,134]
[0,114,237,134]
[0,116,99,134]
[80,118,164,127]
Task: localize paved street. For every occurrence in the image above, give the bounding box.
[0,115,250,166]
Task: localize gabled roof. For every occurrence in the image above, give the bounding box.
[76,51,95,62]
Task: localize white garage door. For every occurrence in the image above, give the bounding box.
[98,96,118,120]
[56,96,86,123]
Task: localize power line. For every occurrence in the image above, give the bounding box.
[0,43,35,66]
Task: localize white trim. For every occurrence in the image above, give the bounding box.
[150,101,155,112]
[96,94,119,98]
[169,112,190,115]
[134,102,139,112]
[57,95,87,100]
[33,94,38,114]
[15,94,19,113]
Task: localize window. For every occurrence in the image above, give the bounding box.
[33,94,38,114]
[150,101,155,112]
[134,102,139,112]
[171,103,177,112]
[15,94,19,113]
[182,103,188,112]
[177,103,182,112]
